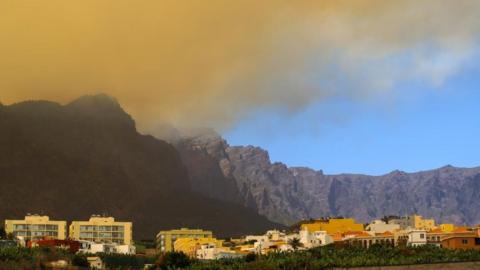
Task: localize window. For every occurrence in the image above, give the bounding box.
[462,239,468,245]
[420,234,425,239]
[14,224,27,230]
[46,225,58,231]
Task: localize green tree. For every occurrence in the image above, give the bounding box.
[288,238,302,250]
[156,251,191,270]
[72,254,89,267]
[0,227,6,239]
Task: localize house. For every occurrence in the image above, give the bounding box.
[265,230,285,241]
[344,230,395,248]
[28,238,81,253]
[407,230,427,246]
[255,240,290,254]
[196,244,244,260]
[439,223,455,232]
[78,240,136,254]
[299,230,333,248]
[244,234,268,243]
[173,237,223,258]
[156,228,213,252]
[366,220,400,233]
[441,235,480,250]
[300,218,364,235]
[389,215,435,231]
[426,228,448,246]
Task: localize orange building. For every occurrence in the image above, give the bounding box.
[441,236,480,250]
[301,218,364,234]
[346,231,395,248]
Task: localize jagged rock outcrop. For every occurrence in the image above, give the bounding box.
[165,129,480,226]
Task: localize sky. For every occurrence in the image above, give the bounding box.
[225,61,480,175]
[1,1,480,175]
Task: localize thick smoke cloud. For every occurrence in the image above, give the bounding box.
[1,0,479,131]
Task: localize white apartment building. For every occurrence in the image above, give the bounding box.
[366,220,400,233]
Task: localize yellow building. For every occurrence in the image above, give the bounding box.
[173,237,223,258]
[156,228,213,252]
[5,215,67,240]
[69,215,132,245]
[301,218,364,234]
[439,223,455,233]
[411,215,436,231]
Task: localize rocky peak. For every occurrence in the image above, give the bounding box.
[67,94,135,129]
[172,128,480,227]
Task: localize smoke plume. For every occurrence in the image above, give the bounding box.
[1,0,479,131]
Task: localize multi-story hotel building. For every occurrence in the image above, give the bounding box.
[4,215,67,241]
[156,228,213,252]
[69,215,132,245]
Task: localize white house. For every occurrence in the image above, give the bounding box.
[196,244,245,260]
[78,240,136,255]
[407,230,427,246]
[299,230,333,249]
[366,220,400,233]
[196,244,217,260]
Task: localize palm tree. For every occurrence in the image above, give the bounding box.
[288,237,302,250]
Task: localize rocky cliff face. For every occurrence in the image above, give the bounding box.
[0,95,278,238]
[167,129,480,226]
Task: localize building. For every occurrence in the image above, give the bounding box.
[265,230,285,241]
[27,239,81,253]
[245,234,268,243]
[156,228,213,252]
[411,215,436,230]
[69,215,132,245]
[407,230,427,246]
[442,235,480,250]
[389,217,411,230]
[5,215,67,241]
[439,223,455,232]
[196,244,245,260]
[346,231,395,248]
[366,220,400,233]
[173,237,223,258]
[300,218,364,234]
[78,240,136,254]
[299,230,333,248]
[426,228,448,246]
[244,230,294,248]
[253,239,290,254]
[389,215,435,230]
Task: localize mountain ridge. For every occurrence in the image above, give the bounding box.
[161,128,480,226]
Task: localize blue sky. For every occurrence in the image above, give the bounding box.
[224,60,480,176]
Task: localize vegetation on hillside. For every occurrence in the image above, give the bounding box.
[157,245,480,270]
[2,244,480,269]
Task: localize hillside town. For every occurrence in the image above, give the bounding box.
[1,213,480,269]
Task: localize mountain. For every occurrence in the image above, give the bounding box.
[163,129,480,226]
[0,95,279,239]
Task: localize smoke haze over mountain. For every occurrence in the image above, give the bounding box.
[1,0,479,130]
